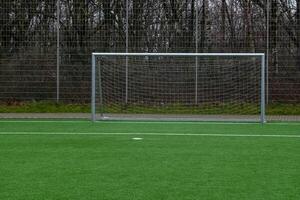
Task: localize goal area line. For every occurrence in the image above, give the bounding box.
[0,132,299,138]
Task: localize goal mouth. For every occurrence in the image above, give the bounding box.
[91,53,266,123]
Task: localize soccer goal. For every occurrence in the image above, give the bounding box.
[91,53,266,123]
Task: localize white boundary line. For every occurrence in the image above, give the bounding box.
[0,132,299,138]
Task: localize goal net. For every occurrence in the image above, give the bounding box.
[92,53,266,123]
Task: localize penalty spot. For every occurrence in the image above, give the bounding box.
[132,137,143,140]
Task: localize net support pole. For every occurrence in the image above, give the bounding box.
[125,0,129,104]
[56,0,60,102]
[92,54,96,122]
[195,0,199,105]
[261,54,266,124]
[266,0,270,104]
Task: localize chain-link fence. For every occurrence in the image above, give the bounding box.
[0,0,299,116]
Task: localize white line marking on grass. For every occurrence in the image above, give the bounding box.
[0,132,300,138]
[96,121,300,126]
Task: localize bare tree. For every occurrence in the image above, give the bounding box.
[297,0,300,70]
[270,0,278,72]
[221,0,226,44]
[200,0,208,52]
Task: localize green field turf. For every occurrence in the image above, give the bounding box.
[0,121,299,200]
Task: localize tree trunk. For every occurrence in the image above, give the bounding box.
[103,0,112,51]
[74,0,88,52]
[244,0,255,52]
[132,0,144,52]
[200,0,207,52]
[270,0,278,72]
[297,0,300,70]
[0,1,11,52]
[188,0,195,52]
[221,0,226,52]
[227,0,235,51]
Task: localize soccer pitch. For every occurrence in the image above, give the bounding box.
[0,121,299,200]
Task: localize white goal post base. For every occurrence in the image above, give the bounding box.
[91,53,266,123]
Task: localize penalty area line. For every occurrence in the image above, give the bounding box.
[0,132,300,138]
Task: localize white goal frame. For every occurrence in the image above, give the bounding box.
[91,53,266,123]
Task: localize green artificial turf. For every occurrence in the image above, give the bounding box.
[0,121,299,200]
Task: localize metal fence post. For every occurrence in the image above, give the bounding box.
[56,0,60,102]
[125,0,129,104]
[266,0,270,105]
[195,1,199,105]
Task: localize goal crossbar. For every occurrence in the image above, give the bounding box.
[91,53,266,123]
[92,52,265,57]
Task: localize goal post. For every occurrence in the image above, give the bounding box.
[91,53,266,123]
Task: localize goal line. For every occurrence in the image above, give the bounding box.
[1,132,299,138]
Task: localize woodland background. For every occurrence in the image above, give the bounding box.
[0,0,299,104]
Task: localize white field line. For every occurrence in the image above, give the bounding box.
[0,132,300,138]
[0,121,300,125]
